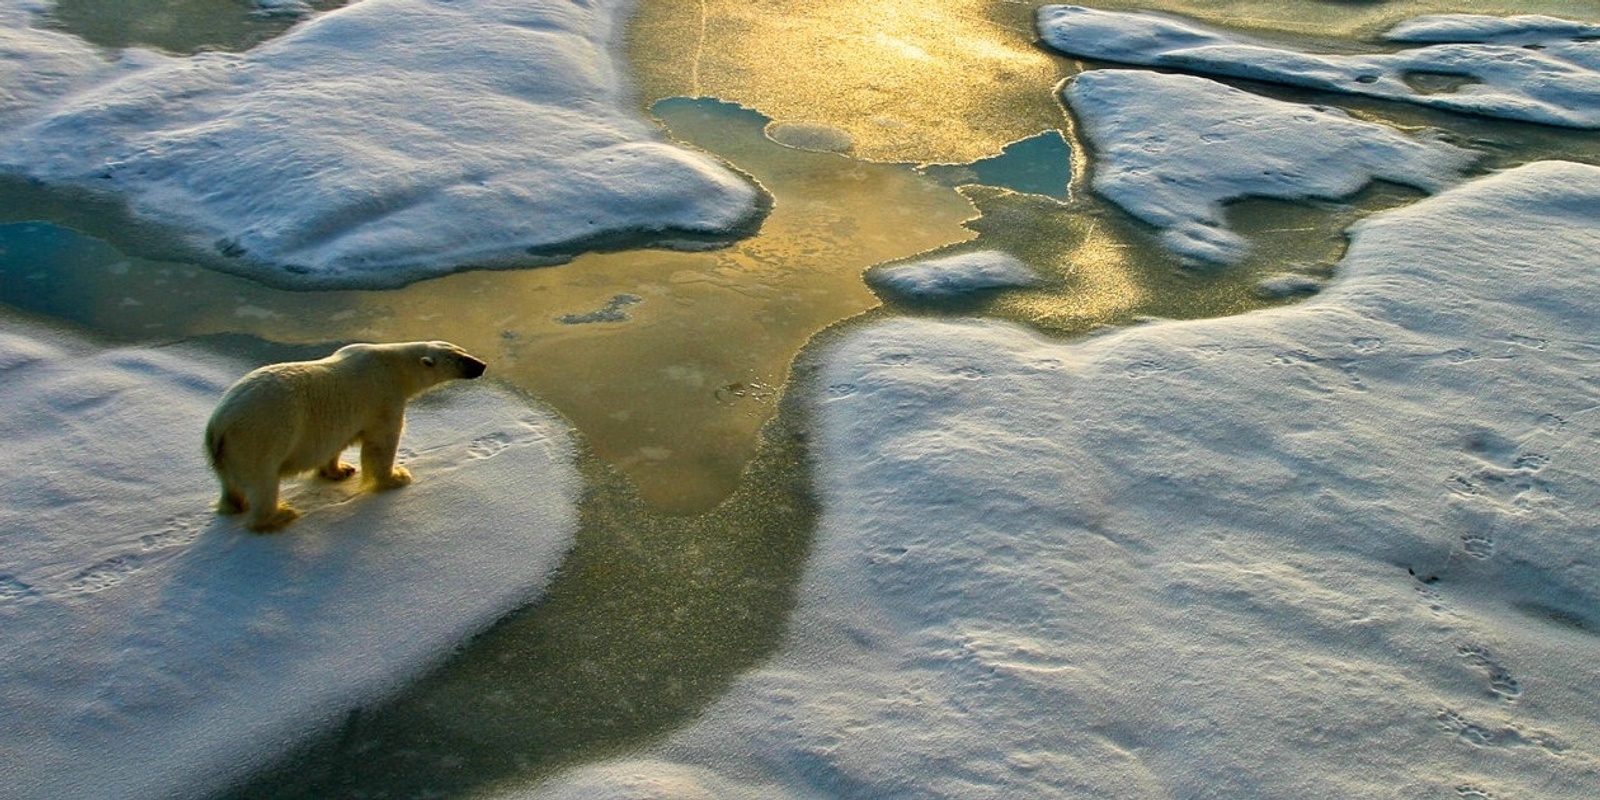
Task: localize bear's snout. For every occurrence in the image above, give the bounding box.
[462,356,487,379]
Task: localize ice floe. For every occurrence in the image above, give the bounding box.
[1063,69,1477,265]
[523,162,1600,797]
[1037,6,1600,129]
[866,250,1040,300]
[0,2,113,125]
[0,322,580,800]
[0,0,763,288]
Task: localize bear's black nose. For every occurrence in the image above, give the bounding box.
[463,357,487,379]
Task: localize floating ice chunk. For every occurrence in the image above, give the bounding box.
[1037,5,1600,128]
[527,161,1600,799]
[867,250,1040,299]
[250,0,313,18]
[1062,69,1476,266]
[0,324,581,800]
[0,0,764,289]
[1254,272,1323,299]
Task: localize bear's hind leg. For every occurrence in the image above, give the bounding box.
[216,486,246,515]
[243,477,299,532]
[318,455,356,481]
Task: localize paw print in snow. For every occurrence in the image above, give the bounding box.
[467,432,513,459]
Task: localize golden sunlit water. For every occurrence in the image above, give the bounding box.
[629,0,1071,163]
[6,0,1600,797]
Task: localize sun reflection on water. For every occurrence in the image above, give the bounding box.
[629,0,1070,163]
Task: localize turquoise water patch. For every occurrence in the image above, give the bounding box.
[919,130,1072,200]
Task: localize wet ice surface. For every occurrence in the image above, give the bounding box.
[1038,6,1600,129]
[1064,69,1479,265]
[0,323,580,800]
[526,159,1600,799]
[0,0,762,288]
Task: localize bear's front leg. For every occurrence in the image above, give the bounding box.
[360,423,412,490]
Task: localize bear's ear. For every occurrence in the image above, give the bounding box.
[421,356,437,368]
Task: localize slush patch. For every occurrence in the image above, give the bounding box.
[557,294,644,324]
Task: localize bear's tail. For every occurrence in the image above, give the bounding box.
[205,426,227,471]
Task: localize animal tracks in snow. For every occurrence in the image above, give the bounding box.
[1266,347,1366,393]
[1435,708,1565,755]
[1442,423,1563,563]
[63,557,138,595]
[1457,644,1523,701]
[2,512,212,606]
[416,416,554,466]
[3,415,554,609]
[138,513,205,551]
[467,431,514,459]
[0,573,39,602]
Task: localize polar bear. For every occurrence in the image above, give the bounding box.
[205,341,488,532]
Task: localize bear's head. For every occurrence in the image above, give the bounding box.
[418,341,488,381]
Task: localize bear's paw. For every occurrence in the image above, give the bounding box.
[369,465,413,491]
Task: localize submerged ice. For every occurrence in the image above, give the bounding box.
[0,0,763,288]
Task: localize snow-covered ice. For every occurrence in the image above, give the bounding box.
[1384,14,1600,45]
[1063,69,1477,266]
[1038,6,1600,129]
[523,160,1600,798]
[0,322,581,800]
[0,2,115,124]
[0,0,763,288]
[866,250,1040,300]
